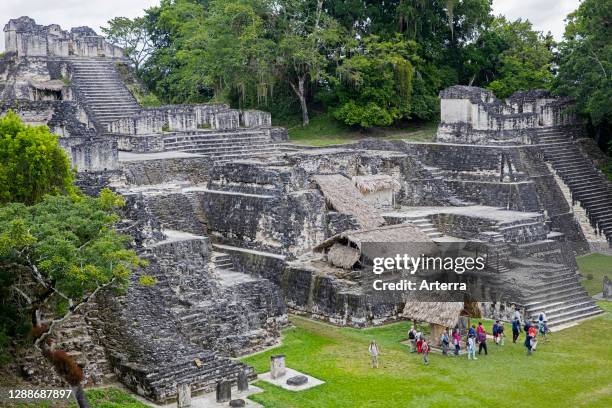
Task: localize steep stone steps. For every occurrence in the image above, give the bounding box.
[69,58,141,130]
[534,128,612,242]
[160,129,282,162]
[523,263,602,329]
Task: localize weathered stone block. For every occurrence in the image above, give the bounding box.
[216,380,232,403]
[286,375,308,386]
[177,384,191,408]
[237,370,249,392]
[270,355,286,379]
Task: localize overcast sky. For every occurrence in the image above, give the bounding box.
[1,0,581,51]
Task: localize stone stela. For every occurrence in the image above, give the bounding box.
[270,355,286,379]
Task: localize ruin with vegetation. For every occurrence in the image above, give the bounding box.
[0,3,610,406]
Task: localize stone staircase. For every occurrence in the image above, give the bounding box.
[478,231,511,273]
[403,216,444,239]
[523,264,603,330]
[211,251,235,271]
[534,128,612,242]
[69,57,141,129]
[162,130,282,162]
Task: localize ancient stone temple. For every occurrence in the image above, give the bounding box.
[2,17,609,403]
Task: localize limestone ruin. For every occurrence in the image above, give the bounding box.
[2,16,610,403]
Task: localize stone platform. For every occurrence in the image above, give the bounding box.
[259,367,325,392]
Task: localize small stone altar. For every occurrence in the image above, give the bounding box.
[259,356,324,391]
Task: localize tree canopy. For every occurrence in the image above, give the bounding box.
[103,0,608,142]
[0,113,145,407]
[0,111,75,205]
[554,0,611,146]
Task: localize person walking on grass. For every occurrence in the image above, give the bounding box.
[498,321,505,346]
[477,325,488,355]
[512,317,521,343]
[524,320,534,355]
[369,340,380,368]
[453,329,461,356]
[441,329,450,356]
[514,306,523,325]
[416,329,423,354]
[467,336,477,360]
[408,325,417,353]
[538,312,549,342]
[493,320,499,345]
[468,324,476,341]
[422,339,430,365]
[528,321,538,353]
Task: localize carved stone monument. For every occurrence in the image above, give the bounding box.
[604,276,611,299]
[216,380,231,403]
[177,383,191,408]
[237,369,249,392]
[270,355,286,379]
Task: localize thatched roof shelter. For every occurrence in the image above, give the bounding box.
[402,302,467,327]
[312,174,385,229]
[315,224,438,269]
[352,175,400,194]
[327,242,360,269]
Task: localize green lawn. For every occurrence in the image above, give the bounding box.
[242,304,612,408]
[287,113,438,146]
[577,253,612,296]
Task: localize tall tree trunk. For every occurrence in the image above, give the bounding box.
[290,76,309,126]
[72,385,90,408]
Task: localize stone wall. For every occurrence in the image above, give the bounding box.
[108,104,272,135]
[437,86,576,144]
[4,17,123,58]
[121,156,213,186]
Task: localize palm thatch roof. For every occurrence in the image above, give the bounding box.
[352,175,400,194]
[313,174,385,229]
[327,242,360,269]
[402,302,466,327]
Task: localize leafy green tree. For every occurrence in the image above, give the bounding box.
[554,0,611,146]
[102,17,154,71]
[142,0,211,103]
[274,0,344,125]
[333,36,415,128]
[0,190,145,407]
[485,17,554,98]
[0,111,74,205]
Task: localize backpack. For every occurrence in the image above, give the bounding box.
[524,323,530,332]
[408,330,415,340]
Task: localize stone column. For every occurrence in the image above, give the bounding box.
[177,384,191,408]
[237,369,249,392]
[604,276,611,299]
[216,380,232,403]
[270,355,286,379]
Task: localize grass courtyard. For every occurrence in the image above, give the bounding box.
[577,253,612,296]
[4,254,611,407]
[242,304,612,408]
[286,113,438,146]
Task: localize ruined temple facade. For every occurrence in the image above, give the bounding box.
[3,17,610,403]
